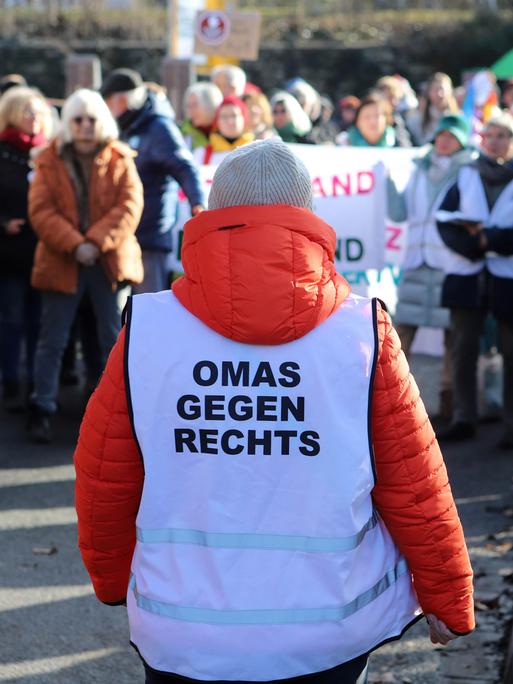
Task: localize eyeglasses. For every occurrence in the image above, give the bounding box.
[273,107,286,115]
[73,115,96,126]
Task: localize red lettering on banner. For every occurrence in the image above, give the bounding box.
[311,172,375,198]
[311,176,327,197]
[385,225,402,251]
[356,171,374,194]
[331,174,351,196]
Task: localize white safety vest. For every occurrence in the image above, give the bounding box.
[403,166,464,271]
[436,165,513,278]
[125,291,420,681]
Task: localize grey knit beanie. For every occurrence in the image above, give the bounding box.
[208,138,313,211]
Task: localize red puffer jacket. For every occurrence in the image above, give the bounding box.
[74,205,474,634]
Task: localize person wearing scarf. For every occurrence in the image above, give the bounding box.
[0,87,51,409]
[270,91,312,144]
[388,114,475,424]
[437,113,513,447]
[343,95,396,148]
[195,96,255,166]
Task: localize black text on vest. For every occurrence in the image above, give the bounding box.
[174,361,320,457]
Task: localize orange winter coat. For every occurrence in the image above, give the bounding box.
[74,205,475,635]
[29,139,144,294]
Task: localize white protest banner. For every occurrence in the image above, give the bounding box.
[173,144,444,355]
[173,145,419,273]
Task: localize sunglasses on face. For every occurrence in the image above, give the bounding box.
[73,115,97,125]
[273,107,286,115]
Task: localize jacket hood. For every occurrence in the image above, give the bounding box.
[172,205,350,345]
[121,91,176,135]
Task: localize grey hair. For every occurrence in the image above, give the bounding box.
[184,82,223,123]
[211,65,246,97]
[287,80,321,122]
[59,89,118,144]
[484,111,513,137]
[270,91,312,136]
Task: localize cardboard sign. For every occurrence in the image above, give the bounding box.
[194,10,261,60]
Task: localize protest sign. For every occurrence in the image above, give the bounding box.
[173,145,444,354]
[194,10,261,60]
[173,146,418,271]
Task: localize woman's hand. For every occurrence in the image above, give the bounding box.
[426,614,460,645]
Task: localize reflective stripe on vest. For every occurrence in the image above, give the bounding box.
[125,291,420,681]
[135,509,378,552]
[129,557,409,625]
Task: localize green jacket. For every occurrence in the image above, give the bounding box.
[180,120,209,150]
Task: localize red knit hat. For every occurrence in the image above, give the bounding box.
[213,96,249,131]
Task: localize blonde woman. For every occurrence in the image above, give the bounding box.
[243,91,276,140]
[407,73,460,146]
[27,89,144,443]
[0,87,53,409]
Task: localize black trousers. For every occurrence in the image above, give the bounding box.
[144,655,369,684]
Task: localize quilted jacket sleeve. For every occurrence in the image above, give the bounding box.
[74,326,144,604]
[371,304,475,635]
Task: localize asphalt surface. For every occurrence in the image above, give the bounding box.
[1,354,512,684]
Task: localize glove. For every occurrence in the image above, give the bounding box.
[75,242,100,266]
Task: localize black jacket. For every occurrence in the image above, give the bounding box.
[0,141,37,276]
[437,175,513,322]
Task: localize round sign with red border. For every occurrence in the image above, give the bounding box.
[196,10,231,47]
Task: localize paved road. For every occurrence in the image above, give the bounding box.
[1,355,512,683]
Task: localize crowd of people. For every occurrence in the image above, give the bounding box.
[0,64,512,448]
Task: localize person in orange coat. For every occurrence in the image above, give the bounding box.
[74,139,474,684]
[28,88,143,443]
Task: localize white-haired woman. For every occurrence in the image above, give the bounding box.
[181,82,223,150]
[27,88,144,443]
[286,78,321,123]
[211,64,246,98]
[0,86,53,409]
[270,91,312,143]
